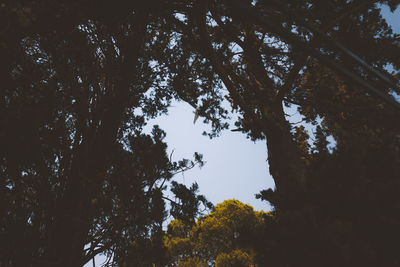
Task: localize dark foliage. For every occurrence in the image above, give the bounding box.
[1,0,400,266]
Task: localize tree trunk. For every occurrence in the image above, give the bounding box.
[262,103,306,196]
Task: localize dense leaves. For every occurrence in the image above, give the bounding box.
[169,180,214,224]
[164,200,272,267]
[0,1,202,266]
[1,0,400,266]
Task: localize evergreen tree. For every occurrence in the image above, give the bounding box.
[1,0,400,266]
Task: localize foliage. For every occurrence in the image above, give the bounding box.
[0,1,205,266]
[157,1,400,265]
[215,250,254,267]
[169,180,214,225]
[164,200,273,266]
[2,0,400,266]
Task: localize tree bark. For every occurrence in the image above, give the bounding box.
[192,1,306,198]
[262,103,306,195]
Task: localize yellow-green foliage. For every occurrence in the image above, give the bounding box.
[164,220,193,260]
[176,257,209,267]
[164,199,272,266]
[215,249,254,267]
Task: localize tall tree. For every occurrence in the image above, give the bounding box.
[160,0,399,192]
[156,0,400,265]
[0,1,204,266]
[2,0,400,266]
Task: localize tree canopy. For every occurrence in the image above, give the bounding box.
[1,0,400,266]
[164,200,272,267]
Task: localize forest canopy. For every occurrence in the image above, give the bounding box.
[1,0,400,266]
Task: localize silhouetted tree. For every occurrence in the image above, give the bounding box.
[2,0,400,266]
[0,1,203,266]
[156,1,400,266]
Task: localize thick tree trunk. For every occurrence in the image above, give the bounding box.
[262,103,306,195]
[192,1,306,204]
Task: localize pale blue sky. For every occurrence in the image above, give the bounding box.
[382,5,400,32]
[145,101,273,212]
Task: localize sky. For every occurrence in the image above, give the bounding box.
[381,4,400,33]
[145,101,274,212]
[85,4,399,267]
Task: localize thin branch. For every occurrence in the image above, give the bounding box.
[162,196,180,206]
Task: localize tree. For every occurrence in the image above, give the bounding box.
[2,0,400,266]
[118,179,213,267]
[0,1,204,266]
[169,180,214,225]
[159,0,399,190]
[164,199,273,266]
[215,250,255,267]
[155,0,400,265]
